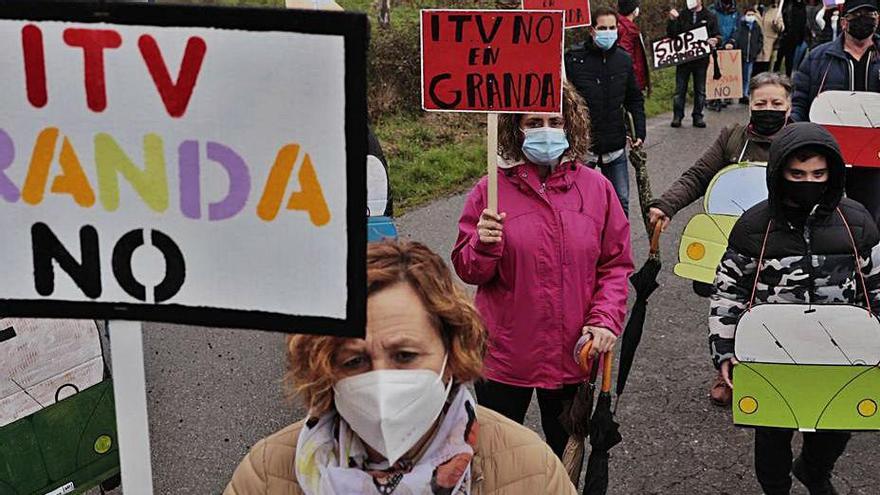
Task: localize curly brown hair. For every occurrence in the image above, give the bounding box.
[285,240,487,416]
[498,80,591,163]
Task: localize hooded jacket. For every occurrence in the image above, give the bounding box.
[709,122,880,368]
[711,0,740,43]
[452,161,633,388]
[565,39,647,155]
[791,35,880,121]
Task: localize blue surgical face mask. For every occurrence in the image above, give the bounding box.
[594,29,618,51]
[521,127,569,167]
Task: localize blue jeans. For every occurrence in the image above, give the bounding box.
[742,61,754,97]
[592,153,629,217]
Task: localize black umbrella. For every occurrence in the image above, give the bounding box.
[583,351,622,495]
[615,224,662,401]
[559,341,601,486]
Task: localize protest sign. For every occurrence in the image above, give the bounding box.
[706,49,743,100]
[522,0,591,28]
[652,26,712,69]
[0,3,368,336]
[420,9,564,113]
[811,91,880,168]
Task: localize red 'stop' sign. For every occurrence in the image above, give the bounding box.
[522,0,591,28]
[421,10,564,114]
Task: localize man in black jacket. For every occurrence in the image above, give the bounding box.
[565,6,646,216]
[667,0,722,128]
[711,122,880,495]
[792,0,880,226]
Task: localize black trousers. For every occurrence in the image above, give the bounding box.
[754,427,850,495]
[753,61,771,75]
[673,61,708,120]
[847,167,880,228]
[474,379,578,459]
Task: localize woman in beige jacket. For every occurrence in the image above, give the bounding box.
[225,240,576,495]
[756,3,785,73]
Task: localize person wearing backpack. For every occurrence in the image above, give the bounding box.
[709,122,880,495]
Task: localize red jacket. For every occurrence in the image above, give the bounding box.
[452,161,633,388]
[616,14,650,92]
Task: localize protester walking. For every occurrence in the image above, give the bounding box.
[756,0,784,74]
[709,122,880,495]
[792,0,880,225]
[226,240,577,495]
[648,72,793,406]
[775,0,810,74]
[451,84,633,461]
[709,0,740,111]
[731,6,765,101]
[566,6,647,216]
[668,0,722,128]
[617,0,652,94]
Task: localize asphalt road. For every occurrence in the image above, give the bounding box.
[126,105,879,494]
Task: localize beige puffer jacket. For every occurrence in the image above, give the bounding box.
[224,405,576,495]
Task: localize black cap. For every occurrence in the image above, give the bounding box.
[844,0,878,14]
[618,0,639,15]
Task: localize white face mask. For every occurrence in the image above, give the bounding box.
[633,6,641,17]
[686,0,699,9]
[333,355,453,466]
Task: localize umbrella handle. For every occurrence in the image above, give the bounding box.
[650,222,662,256]
[577,338,594,372]
[601,350,615,394]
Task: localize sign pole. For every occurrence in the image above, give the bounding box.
[487,113,498,212]
[109,320,154,495]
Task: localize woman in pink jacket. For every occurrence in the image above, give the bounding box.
[452,84,634,458]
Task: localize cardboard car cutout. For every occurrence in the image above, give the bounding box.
[674,162,768,287]
[733,304,880,431]
[0,318,119,494]
[810,90,880,168]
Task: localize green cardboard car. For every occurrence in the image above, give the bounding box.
[674,162,767,295]
[733,304,880,431]
[0,319,120,495]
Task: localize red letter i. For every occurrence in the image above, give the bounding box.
[22,24,47,108]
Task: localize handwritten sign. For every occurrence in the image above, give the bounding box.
[707,49,743,100]
[652,26,711,69]
[421,10,564,113]
[522,0,591,28]
[0,4,368,336]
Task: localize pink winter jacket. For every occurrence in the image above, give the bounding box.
[452,161,633,388]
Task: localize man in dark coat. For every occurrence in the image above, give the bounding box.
[792,0,880,226]
[566,6,647,216]
[711,122,880,495]
[667,0,722,128]
[729,6,764,102]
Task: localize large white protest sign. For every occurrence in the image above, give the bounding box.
[0,4,368,336]
[652,26,711,69]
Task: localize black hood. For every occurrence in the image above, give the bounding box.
[767,122,846,218]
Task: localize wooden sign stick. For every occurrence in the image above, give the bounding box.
[487,112,499,213]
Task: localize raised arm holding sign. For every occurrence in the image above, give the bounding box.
[421,9,563,211]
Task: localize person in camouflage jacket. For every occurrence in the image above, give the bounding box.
[709,122,880,495]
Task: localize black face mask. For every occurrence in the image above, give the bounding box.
[750,110,788,136]
[781,180,827,210]
[848,15,878,41]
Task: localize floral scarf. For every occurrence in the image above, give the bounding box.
[295,387,479,495]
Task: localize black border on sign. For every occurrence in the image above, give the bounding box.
[0,2,368,337]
